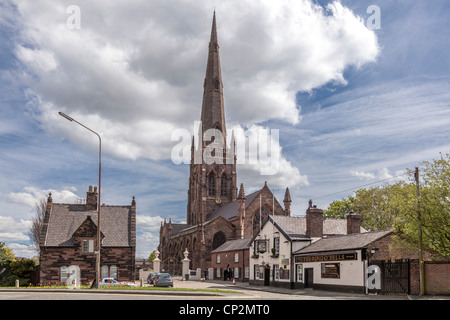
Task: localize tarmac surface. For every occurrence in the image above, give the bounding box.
[0,276,447,300]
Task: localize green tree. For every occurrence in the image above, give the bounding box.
[392,153,450,257]
[324,153,450,258]
[0,242,15,264]
[324,196,355,219]
[148,250,157,263]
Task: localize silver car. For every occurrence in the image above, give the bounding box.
[153,273,173,287]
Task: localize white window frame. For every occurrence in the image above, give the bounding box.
[60,266,68,283]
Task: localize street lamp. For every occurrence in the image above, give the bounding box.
[58,111,102,288]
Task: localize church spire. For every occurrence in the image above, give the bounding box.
[200,11,226,146]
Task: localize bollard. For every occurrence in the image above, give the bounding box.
[15,279,19,287]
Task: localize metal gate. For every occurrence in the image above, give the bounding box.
[370,259,411,295]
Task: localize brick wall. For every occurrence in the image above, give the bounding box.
[40,246,135,285]
[40,247,135,285]
[211,248,249,281]
[425,262,450,295]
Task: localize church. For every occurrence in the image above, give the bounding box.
[158,12,292,274]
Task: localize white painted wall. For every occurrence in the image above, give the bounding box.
[295,250,365,287]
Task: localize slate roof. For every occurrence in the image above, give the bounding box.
[293,230,392,255]
[43,203,134,247]
[269,216,367,240]
[211,238,251,253]
[270,216,308,240]
[207,190,260,221]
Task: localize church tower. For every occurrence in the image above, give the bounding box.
[187,12,237,225]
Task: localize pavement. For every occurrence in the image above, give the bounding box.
[1,277,447,300]
[155,276,450,300]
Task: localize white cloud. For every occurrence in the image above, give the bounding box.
[8,186,79,208]
[350,170,376,180]
[136,232,160,258]
[230,123,309,189]
[136,215,164,232]
[13,0,379,167]
[7,243,36,258]
[0,216,31,242]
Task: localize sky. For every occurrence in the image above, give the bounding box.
[1,0,449,259]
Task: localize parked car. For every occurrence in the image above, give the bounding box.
[147,272,161,284]
[153,273,173,287]
[99,278,137,287]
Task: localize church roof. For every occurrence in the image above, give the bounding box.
[207,190,261,221]
[42,203,135,247]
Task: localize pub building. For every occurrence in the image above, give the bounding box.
[249,201,367,289]
[293,230,392,293]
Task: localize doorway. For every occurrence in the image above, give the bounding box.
[264,267,270,286]
[304,268,313,289]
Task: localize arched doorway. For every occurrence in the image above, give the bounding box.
[212,231,227,250]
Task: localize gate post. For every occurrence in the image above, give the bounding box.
[153,250,161,273]
[182,249,190,281]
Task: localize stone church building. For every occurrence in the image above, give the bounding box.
[158,13,292,274]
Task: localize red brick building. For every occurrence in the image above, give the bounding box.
[211,238,251,282]
[158,12,292,274]
[39,186,136,285]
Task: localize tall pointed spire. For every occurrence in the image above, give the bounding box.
[200,11,226,146]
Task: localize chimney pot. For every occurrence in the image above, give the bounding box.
[86,186,98,211]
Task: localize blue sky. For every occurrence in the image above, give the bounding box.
[1,0,449,258]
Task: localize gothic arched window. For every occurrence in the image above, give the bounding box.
[220,175,227,197]
[208,173,216,197]
[252,206,271,236]
[212,231,227,250]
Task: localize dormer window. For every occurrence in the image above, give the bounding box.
[82,239,94,253]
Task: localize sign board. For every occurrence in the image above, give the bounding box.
[295,252,357,263]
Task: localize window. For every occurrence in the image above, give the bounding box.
[61,266,68,283]
[216,255,221,264]
[110,265,117,279]
[254,265,260,280]
[273,237,280,255]
[82,239,94,253]
[273,264,279,281]
[101,265,109,279]
[220,175,227,196]
[296,264,303,282]
[208,174,215,197]
[234,253,239,263]
[321,263,340,279]
[216,268,221,278]
[234,267,239,278]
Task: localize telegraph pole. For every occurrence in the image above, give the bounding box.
[414,167,425,295]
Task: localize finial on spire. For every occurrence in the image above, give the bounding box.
[238,183,246,199]
[284,187,291,203]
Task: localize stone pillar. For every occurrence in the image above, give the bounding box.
[182,249,190,280]
[153,250,161,273]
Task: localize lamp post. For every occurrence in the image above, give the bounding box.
[58,111,102,288]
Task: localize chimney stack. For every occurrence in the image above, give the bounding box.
[306,200,323,238]
[347,210,361,234]
[86,185,98,211]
